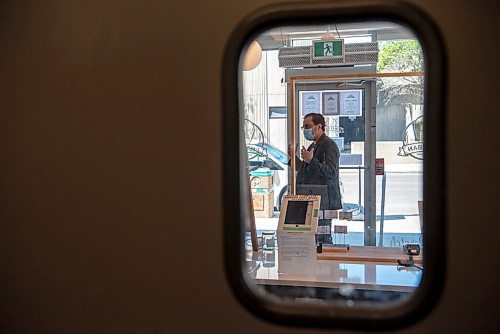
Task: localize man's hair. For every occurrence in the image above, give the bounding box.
[304,113,326,131]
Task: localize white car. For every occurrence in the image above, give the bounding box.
[247,143,289,211]
[247,142,345,212]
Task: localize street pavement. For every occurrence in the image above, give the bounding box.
[255,169,423,246]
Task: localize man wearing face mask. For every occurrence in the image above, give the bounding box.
[290,113,342,244]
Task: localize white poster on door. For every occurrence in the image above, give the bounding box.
[300,91,320,116]
[340,90,362,116]
[322,92,340,115]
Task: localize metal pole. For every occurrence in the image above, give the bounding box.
[290,78,296,195]
[358,166,362,208]
[378,172,386,247]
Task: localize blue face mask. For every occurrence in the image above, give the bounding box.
[303,128,314,141]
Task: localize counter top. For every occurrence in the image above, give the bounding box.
[247,246,423,292]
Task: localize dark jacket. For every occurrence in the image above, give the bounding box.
[295,133,342,210]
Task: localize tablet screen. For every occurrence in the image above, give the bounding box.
[284,201,309,225]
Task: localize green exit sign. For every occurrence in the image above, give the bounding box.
[312,39,344,59]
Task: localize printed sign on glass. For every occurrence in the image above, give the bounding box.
[300,91,320,116]
[339,153,363,166]
[398,116,424,160]
[333,137,344,150]
[322,92,340,115]
[375,158,385,175]
[340,90,362,116]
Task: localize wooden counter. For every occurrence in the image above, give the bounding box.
[317,246,423,264]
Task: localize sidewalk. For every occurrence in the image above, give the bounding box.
[340,163,423,174]
[384,163,423,173]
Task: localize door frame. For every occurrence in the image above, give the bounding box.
[288,71,423,245]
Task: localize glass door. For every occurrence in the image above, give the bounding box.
[292,80,377,245]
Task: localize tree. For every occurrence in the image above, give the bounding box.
[377,40,424,105]
[378,40,423,73]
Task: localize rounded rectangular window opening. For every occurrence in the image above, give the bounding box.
[223,2,446,330]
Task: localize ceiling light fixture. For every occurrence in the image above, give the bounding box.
[321,25,336,40]
[242,40,262,71]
